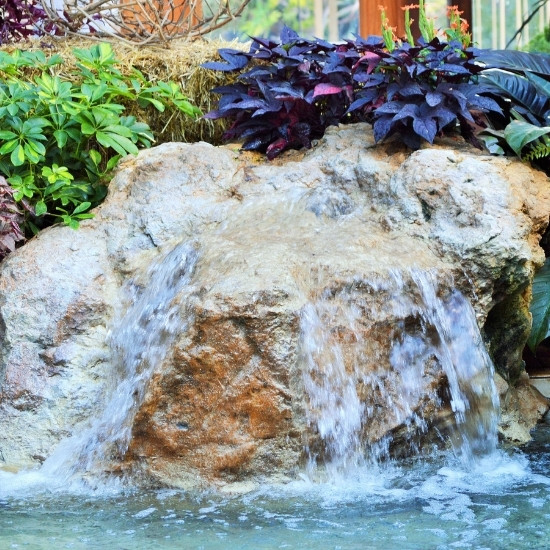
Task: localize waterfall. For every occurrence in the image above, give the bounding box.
[40,241,198,485]
[300,270,499,476]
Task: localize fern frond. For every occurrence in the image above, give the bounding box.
[524,141,550,160]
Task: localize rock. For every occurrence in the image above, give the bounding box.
[0,124,549,486]
[499,372,549,443]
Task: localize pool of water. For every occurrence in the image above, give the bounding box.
[2,425,550,550]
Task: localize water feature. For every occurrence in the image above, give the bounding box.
[300,270,499,477]
[7,242,199,491]
[1,430,550,549]
[1,241,549,548]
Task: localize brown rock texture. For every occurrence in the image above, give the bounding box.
[0,124,549,487]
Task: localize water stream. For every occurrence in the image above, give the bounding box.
[1,242,549,548]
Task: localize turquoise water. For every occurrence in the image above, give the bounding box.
[2,425,550,550]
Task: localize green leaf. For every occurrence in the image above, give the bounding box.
[477,50,550,76]
[0,130,16,140]
[479,135,505,155]
[53,130,68,148]
[11,144,25,166]
[80,122,96,135]
[525,72,550,100]
[0,139,18,155]
[72,201,91,215]
[106,154,121,171]
[89,149,101,166]
[61,214,80,229]
[139,96,165,111]
[35,200,47,216]
[529,258,550,352]
[480,70,549,117]
[96,131,138,156]
[26,139,46,156]
[23,143,42,164]
[504,120,550,157]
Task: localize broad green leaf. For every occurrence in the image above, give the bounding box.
[53,130,68,148]
[72,201,91,215]
[479,135,505,155]
[102,124,133,138]
[11,144,25,166]
[0,139,18,155]
[24,117,51,130]
[65,128,82,142]
[44,180,67,196]
[138,96,165,111]
[0,130,16,140]
[26,139,46,156]
[526,72,550,100]
[96,131,138,156]
[35,200,47,216]
[23,143,42,164]
[106,154,121,171]
[529,257,550,352]
[89,149,101,166]
[61,102,82,116]
[80,122,96,135]
[480,70,548,117]
[477,50,550,76]
[504,120,550,157]
[174,99,202,118]
[61,214,80,229]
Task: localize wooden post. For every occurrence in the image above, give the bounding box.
[455,1,473,33]
[359,0,408,39]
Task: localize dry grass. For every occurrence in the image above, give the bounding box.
[0,36,246,145]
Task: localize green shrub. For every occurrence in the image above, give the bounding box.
[0,42,201,236]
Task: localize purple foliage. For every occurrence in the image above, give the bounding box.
[0,0,67,43]
[204,28,504,157]
[0,176,25,260]
[203,27,364,159]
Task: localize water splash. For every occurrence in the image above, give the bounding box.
[40,241,198,487]
[300,270,499,476]
[300,292,366,476]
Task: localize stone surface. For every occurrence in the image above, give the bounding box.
[0,124,549,485]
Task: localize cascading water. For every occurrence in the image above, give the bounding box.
[2,253,549,550]
[39,241,198,487]
[299,269,499,476]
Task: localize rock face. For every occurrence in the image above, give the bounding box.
[0,124,549,486]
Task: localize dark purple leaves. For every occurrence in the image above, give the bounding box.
[0,176,25,260]
[205,26,503,156]
[0,0,70,43]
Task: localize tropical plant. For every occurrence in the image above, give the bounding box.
[204,2,502,157]
[477,50,550,165]
[528,257,550,353]
[0,43,201,236]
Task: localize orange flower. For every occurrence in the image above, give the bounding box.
[447,5,463,16]
[401,4,420,10]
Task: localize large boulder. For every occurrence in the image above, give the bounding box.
[0,124,548,486]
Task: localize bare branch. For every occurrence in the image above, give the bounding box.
[38,0,252,44]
